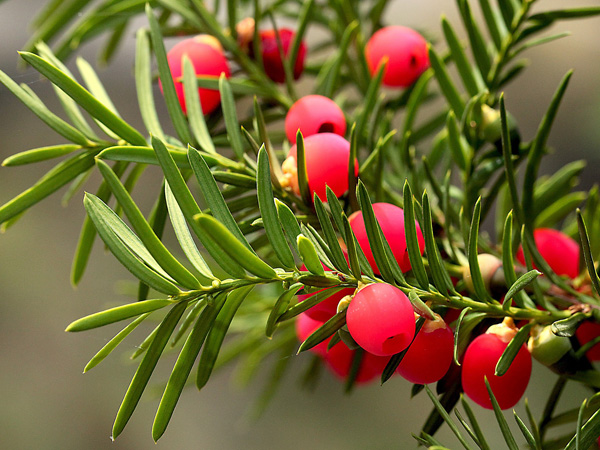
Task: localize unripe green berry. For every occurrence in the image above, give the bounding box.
[462,253,502,293]
[479,105,521,154]
[528,324,572,366]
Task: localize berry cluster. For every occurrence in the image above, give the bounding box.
[163,25,430,204]
[163,24,307,115]
[517,229,600,362]
[162,19,598,415]
[295,206,599,411]
[296,205,455,388]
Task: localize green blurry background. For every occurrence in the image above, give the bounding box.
[1,1,599,448]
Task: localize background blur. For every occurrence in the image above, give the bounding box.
[1,1,599,449]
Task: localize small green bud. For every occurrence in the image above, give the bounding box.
[528,324,572,366]
[336,294,360,349]
[338,327,361,350]
[336,295,352,314]
[463,253,502,293]
[297,235,325,276]
[479,105,521,155]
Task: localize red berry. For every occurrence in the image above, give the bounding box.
[257,28,306,83]
[281,133,358,200]
[285,95,347,144]
[461,327,532,410]
[365,26,429,88]
[348,202,425,274]
[298,263,354,322]
[516,228,580,279]
[324,342,390,384]
[575,320,600,361]
[295,313,330,358]
[346,283,416,356]
[396,315,454,384]
[161,35,230,115]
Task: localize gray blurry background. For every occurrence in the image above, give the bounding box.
[1,1,599,449]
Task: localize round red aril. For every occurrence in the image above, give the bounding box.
[365,26,429,88]
[282,133,358,200]
[346,283,416,356]
[348,202,425,274]
[298,263,353,322]
[295,313,329,358]
[516,228,580,279]
[575,320,600,361]
[396,316,454,384]
[257,28,306,83]
[285,95,347,144]
[324,342,390,384]
[461,332,532,410]
[161,36,230,115]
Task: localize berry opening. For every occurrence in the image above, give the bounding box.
[318,122,335,133]
[381,334,409,354]
[365,26,430,87]
[284,95,347,143]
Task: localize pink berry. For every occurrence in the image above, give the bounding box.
[516,228,580,279]
[575,320,600,361]
[298,263,354,322]
[161,35,230,115]
[461,330,532,410]
[348,202,425,274]
[285,95,347,144]
[365,26,429,88]
[346,283,416,356]
[281,133,358,201]
[324,342,390,384]
[257,28,306,83]
[295,313,330,358]
[396,315,454,384]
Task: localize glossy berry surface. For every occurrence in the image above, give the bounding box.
[396,316,454,384]
[575,320,600,361]
[516,228,580,279]
[162,36,230,115]
[297,263,353,322]
[257,28,306,83]
[295,313,330,358]
[365,26,429,87]
[283,133,357,200]
[461,332,532,410]
[285,95,347,144]
[346,283,416,356]
[324,342,390,384]
[348,202,425,274]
